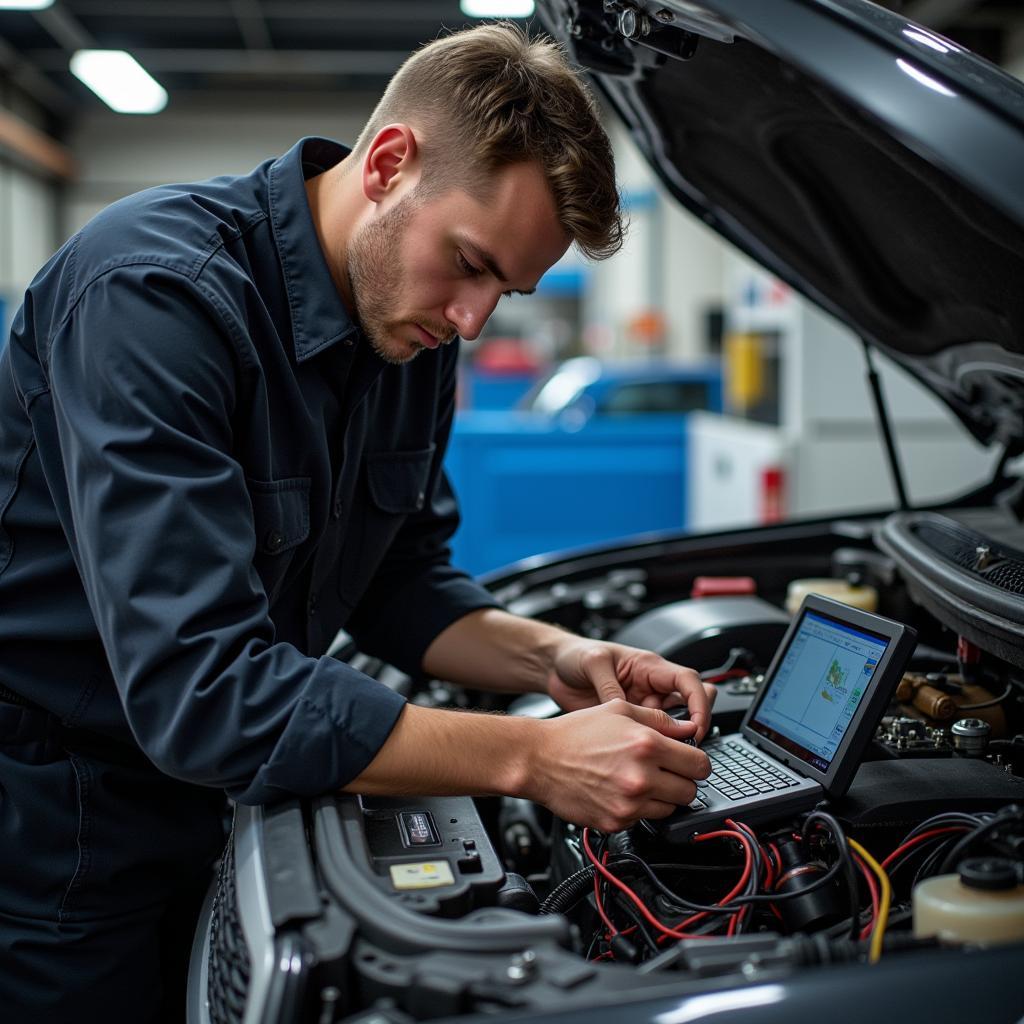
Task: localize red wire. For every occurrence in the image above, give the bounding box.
[724,819,762,936]
[728,818,774,890]
[593,849,618,938]
[880,827,969,872]
[852,849,879,941]
[582,827,754,941]
[700,669,751,684]
[761,843,776,890]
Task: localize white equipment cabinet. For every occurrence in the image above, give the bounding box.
[688,260,997,532]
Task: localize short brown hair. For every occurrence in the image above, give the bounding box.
[352,22,623,261]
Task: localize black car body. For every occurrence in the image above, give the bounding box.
[188,3,1024,1022]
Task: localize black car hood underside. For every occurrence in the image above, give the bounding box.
[537,0,1024,450]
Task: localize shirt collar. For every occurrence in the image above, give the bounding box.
[268,137,359,363]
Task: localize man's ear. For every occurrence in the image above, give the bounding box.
[362,124,419,203]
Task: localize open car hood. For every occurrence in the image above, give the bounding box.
[536,0,1024,452]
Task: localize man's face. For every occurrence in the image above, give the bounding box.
[346,160,571,365]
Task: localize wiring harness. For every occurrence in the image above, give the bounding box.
[538,805,1024,969]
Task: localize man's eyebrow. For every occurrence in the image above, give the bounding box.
[462,238,536,296]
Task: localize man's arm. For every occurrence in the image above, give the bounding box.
[422,607,714,739]
[341,606,716,832]
[39,266,405,802]
[344,698,711,834]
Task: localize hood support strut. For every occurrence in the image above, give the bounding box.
[861,339,910,511]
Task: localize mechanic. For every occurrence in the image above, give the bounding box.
[0,22,712,1022]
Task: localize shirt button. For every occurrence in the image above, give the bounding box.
[332,496,343,518]
[307,594,318,616]
[265,529,285,553]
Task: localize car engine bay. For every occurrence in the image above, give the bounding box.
[193,481,1024,1024]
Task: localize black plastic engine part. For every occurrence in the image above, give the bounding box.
[773,835,846,933]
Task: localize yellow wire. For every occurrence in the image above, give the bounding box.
[848,838,891,963]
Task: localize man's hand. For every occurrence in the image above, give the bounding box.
[345,698,711,832]
[547,636,716,742]
[526,699,712,832]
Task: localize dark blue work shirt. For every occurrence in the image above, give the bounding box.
[0,137,499,804]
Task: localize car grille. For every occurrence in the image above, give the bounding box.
[207,836,251,1024]
[912,517,1024,596]
[985,560,1024,594]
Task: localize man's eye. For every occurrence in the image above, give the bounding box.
[457,251,481,276]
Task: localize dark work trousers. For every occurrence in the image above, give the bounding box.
[0,700,228,1023]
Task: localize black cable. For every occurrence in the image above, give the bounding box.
[539,854,751,917]
[539,855,637,915]
[904,811,987,838]
[886,833,956,880]
[611,849,845,912]
[611,852,739,916]
[893,813,986,890]
[609,891,662,956]
[584,929,604,962]
[730,820,763,935]
[957,682,1015,711]
[913,838,961,890]
[938,806,1024,875]
[647,862,748,875]
[802,811,859,940]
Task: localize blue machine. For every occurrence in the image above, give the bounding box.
[445,361,722,576]
[445,411,691,577]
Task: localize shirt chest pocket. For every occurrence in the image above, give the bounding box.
[337,446,434,608]
[246,476,311,603]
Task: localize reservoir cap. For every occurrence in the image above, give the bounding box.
[959,857,1019,891]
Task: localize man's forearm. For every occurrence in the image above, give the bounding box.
[343,699,711,833]
[421,607,569,695]
[341,702,534,799]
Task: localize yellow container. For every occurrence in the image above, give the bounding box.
[785,578,878,615]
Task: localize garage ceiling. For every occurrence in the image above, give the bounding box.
[0,0,1022,122]
[0,1,499,118]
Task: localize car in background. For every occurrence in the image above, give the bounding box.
[517,355,723,427]
[189,3,1024,1022]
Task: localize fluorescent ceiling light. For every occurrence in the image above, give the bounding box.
[460,0,535,17]
[70,50,168,114]
[0,1,55,9]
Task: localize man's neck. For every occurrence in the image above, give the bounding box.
[304,158,360,312]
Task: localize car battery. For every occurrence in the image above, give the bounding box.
[359,794,505,917]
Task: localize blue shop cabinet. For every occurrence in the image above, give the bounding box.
[444,412,690,577]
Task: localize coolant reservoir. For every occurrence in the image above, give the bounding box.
[785,578,878,615]
[913,858,1024,946]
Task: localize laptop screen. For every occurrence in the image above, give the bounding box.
[747,609,890,773]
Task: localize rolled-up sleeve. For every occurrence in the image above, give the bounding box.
[345,347,501,675]
[40,265,405,804]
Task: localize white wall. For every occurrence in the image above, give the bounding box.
[582,119,725,362]
[0,84,62,332]
[63,93,379,237]
[3,90,380,336]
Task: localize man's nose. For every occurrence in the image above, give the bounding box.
[445,288,500,342]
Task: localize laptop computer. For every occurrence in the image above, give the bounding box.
[651,593,917,841]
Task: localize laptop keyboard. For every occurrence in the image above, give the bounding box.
[700,740,801,799]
